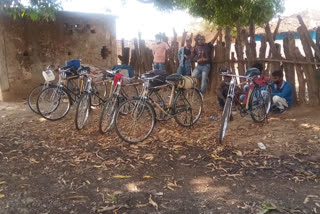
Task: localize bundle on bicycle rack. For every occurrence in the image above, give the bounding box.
[166,74,198,89]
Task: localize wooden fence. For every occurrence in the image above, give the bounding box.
[118,16,320,105]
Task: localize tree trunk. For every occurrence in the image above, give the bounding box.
[181,30,187,48]
[235,23,245,76]
[283,33,297,104]
[297,26,319,104]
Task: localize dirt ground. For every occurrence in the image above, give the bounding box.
[0,99,320,214]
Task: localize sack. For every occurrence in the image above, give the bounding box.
[178,76,198,89]
[66,59,81,69]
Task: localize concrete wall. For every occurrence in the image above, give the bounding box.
[0,11,117,101]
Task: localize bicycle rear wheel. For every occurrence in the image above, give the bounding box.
[28,84,50,114]
[37,86,71,121]
[174,88,203,127]
[249,87,268,123]
[219,97,232,144]
[99,98,118,134]
[114,99,156,144]
[75,92,91,130]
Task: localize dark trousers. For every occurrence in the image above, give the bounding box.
[217,89,228,108]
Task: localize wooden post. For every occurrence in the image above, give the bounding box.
[298,26,319,104]
[259,35,268,75]
[224,27,231,70]
[297,15,320,62]
[265,23,282,72]
[294,47,307,104]
[266,17,282,74]
[235,23,245,76]
[283,33,297,104]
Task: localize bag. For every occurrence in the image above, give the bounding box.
[66,59,81,69]
[142,70,167,88]
[178,76,198,89]
[112,65,134,78]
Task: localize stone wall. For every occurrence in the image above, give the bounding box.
[0,11,117,101]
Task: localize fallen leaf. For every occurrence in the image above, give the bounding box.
[29,158,40,164]
[233,150,243,156]
[143,154,154,161]
[143,176,152,179]
[113,175,131,179]
[149,194,158,210]
[0,181,7,185]
[0,194,4,198]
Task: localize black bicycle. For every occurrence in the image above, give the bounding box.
[113,73,203,144]
[36,66,89,121]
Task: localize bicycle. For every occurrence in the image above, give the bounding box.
[113,73,203,144]
[99,71,140,134]
[36,65,89,121]
[27,65,56,114]
[219,71,272,144]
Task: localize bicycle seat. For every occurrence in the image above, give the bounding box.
[245,68,261,77]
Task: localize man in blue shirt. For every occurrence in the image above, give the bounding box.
[271,70,294,113]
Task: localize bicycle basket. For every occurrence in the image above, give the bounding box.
[42,70,55,82]
[178,76,198,89]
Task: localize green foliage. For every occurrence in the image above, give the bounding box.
[0,0,61,21]
[151,0,284,27]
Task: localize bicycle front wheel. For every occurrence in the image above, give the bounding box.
[174,88,203,127]
[114,99,156,144]
[37,86,71,121]
[249,87,268,123]
[219,97,232,144]
[75,92,91,130]
[99,98,117,134]
[28,84,50,114]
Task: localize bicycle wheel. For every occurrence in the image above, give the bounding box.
[99,98,118,134]
[37,86,71,121]
[249,86,267,123]
[265,85,272,116]
[114,98,156,144]
[219,97,232,144]
[28,84,50,114]
[174,88,203,127]
[75,92,91,130]
[121,84,139,99]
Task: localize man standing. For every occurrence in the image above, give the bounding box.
[271,70,294,113]
[177,39,192,76]
[152,34,170,71]
[192,33,219,94]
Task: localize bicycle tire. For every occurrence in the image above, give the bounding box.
[28,84,51,114]
[249,86,267,123]
[219,97,232,144]
[37,86,71,121]
[75,92,91,130]
[174,88,203,127]
[114,98,156,144]
[99,98,118,134]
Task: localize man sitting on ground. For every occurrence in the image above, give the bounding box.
[271,70,294,113]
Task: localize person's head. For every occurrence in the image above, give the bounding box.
[251,62,263,72]
[155,34,161,43]
[224,76,232,85]
[272,70,284,84]
[197,35,205,45]
[185,39,192,48]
